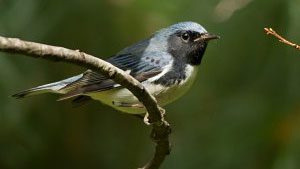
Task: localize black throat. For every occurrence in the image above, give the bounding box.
[186,42,207,65]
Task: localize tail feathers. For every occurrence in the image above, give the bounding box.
[12,82,66,99]
[12,74,83,99]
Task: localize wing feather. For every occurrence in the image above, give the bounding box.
[59,53,164,101]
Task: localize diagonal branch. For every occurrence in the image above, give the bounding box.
[264,28,300,50]
[0,36,171,169]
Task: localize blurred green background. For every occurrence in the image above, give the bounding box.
[1,0,300,169]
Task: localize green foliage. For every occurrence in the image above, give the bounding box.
[1,0,300,169]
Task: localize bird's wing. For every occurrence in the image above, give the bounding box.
[58,53,166,101]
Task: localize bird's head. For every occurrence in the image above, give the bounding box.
[153,21,219,65]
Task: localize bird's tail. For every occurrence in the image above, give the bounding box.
[12,74,83,99]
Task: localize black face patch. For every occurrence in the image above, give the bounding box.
[167,30,208,66]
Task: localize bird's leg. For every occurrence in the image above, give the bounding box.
[112,101,160,126]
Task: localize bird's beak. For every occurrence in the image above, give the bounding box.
[194,33,220,42]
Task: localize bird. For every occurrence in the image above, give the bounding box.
[12,21,219,114]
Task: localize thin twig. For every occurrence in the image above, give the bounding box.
[264,27,300,50]
[0,36,171,169]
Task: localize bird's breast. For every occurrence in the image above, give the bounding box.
[88,65,198,114]
[150,64,198,106]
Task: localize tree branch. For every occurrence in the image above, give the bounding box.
[264,28,300,50]
[0,35,171,169]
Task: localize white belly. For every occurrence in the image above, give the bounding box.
[88,65,198,114]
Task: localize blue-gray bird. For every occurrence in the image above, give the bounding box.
[13,21,219,114]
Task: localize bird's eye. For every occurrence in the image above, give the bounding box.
[181,32,190,42]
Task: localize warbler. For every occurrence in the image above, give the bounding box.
[13,21,219,114]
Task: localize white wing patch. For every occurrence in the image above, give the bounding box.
[146,59,173,82]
